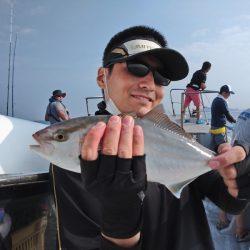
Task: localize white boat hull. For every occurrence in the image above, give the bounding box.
[0,114,49,174]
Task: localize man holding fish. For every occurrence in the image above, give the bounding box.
[31,26,250,249]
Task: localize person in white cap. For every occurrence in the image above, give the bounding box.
[210,84,236,151]
[210,84,237,230]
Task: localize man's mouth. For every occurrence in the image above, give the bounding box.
[131,95,153,103]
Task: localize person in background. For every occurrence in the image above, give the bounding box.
[50,25,250,250]
[230,109,250,242]
[210,84,237,231]
[45,89,70,124]
[0,207,11,250]
[95,90,110,116]
[182,61,211,124]
[210,84,236,152]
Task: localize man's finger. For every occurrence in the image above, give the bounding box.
[118,116,134,158]
[132,125,144,156]
[218,165,237,179]
[208,146,246,170]
[221,176,238,189]
[81,122,106,160]
[102,116,121,156]
[227,187,238,198]
[217,143,232,154]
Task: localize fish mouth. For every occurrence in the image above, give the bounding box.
[30,144,42,150]
[30,133,42,148]
[32,132,41,143]
[30,133,54,155]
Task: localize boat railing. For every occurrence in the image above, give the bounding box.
[85,96,103,116]
[169,89,219,128]
[85,90,219,129]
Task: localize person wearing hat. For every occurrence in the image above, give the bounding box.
[210,84,236,151]
[182,61,212,124]
[50,26,249,250]
[45,89,70,124]
[210,84,237,232]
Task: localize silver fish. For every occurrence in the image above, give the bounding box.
[30,105,215,198]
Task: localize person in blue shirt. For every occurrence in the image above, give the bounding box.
[210,84,236,152]
[211,84,237,231]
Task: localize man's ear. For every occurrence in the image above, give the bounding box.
[97,67,105,89]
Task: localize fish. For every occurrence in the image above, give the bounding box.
[30,105,215,198]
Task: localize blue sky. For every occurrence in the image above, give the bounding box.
[0,0,250,121]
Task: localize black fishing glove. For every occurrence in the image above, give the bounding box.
[80,154,147,239]
[233,140,250,200]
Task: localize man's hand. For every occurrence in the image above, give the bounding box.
[80,116,146,248]
[57,109,69,121]
[200,82,207,90]
[208,143,247,198]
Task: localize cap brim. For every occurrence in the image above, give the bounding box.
[107,48,189,81]
[54,93,66,97]
[230,91,235,94]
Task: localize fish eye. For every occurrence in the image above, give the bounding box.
[54,131,67,142]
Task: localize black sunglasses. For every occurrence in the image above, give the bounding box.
[126,61,171,86]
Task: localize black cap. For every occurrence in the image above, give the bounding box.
[103,38,189,81]
[219,85,235,94]
[52,90,66,97]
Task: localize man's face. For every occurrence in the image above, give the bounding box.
[55,95,64,101]
[221,92,230,99]
[225,92,230,99]
[98,56,165,117]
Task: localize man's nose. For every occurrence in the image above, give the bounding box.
[138,72,156,89]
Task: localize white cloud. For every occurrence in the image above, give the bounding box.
[191,28,209,38]
[182,24,250,65]
[178,24,250,109]
[29,6,45,16]
[18,27,35,35]
[238,14,250,21]
[1,0,12,6]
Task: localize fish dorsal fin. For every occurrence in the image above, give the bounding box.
[142,104,193,140]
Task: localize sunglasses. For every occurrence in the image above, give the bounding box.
[126,61,171,86]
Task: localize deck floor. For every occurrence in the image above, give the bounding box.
[204,199,250,250]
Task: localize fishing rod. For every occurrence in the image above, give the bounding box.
[11,33,17,117]
[6,1,14,116]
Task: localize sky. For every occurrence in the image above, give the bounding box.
[0,0,250,121]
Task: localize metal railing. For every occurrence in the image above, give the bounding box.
[169,89,219,128]
[85,96,103,116]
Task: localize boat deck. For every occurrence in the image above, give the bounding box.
[205,199,250,250]
[169,115,211,134]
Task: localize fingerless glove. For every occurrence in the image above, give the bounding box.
[81,154,147,239]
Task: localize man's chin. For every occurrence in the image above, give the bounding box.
[134,106,152,117]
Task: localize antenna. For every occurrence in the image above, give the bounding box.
[11,33,17,117]
[6,1,14,116]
